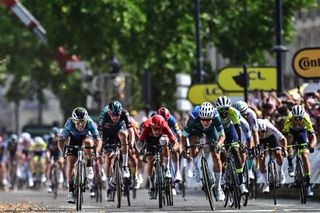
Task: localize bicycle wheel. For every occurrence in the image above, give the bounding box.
[181,166,186,198]
[124,177,131,206]
[95,181,102,203]
[115,160,122,208]
[155,162,163,208]
[164,178,173,206]
[296,157,307,204]
[76,162,83,211]
[228,159,240,209]
[249,170,257,200]
[201,158,215,211]
[268,161,277,206]
[51,165,58,199]
[241,161,249,206]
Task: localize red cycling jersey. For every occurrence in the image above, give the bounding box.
[139,117,176,142]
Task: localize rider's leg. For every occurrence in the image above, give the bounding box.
[301,151,311,186]
[118,131,129,168]
[147,155,155,189]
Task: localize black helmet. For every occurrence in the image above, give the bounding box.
[108,101,122,113]
[72,107,88,121]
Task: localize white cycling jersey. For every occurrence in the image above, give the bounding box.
[245,108,258,132]
[258,118,285,141]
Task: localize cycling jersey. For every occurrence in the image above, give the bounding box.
[282,113,315,134]
[244,108,259,131]
[167,114,182,137]
[183,106,224,143]
[61,117,100,142]
[258,119,285,141]
[240,116,251,142]
[220,106,241,128]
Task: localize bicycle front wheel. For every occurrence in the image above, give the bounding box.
[76,162,84,211]
[268,161,277,206]
[115,160,122,208]
[296,157,307,204]
[241,161,249,206]
[201,158,215,211]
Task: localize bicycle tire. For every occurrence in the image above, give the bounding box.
[241,161,249,206]
[124,177,131,206]
[156,161,163,208]
[296,157,307,204]
[181,166,186,198]
[95,181,102,203]
[164,178,174,206]
[229,159,240,209]
[76,162,83,211]
[201,158,215,211]
[115,160,122,208]
[51,165,58,199]
[268,161,277,206]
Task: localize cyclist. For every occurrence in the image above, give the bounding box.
[282,104,316,196]
[157,107,183,194]
[181,101,226,201]
[5,134,18,188]
[30,136,47,183]
[256,118,287,193]
[138,114,179,199]
[98,100,135,201]
[46,127,64,193]
[58,107,102,204]
[215,96,248,195]
[234,100,259,178]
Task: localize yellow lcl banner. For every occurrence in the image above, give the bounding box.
[217,67,277,92]
[187,84,242,105]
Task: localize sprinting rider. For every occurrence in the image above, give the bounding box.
[181,101,227,201]
[98,100,135,201]
[157,107,183,194]
[138,114,179,199]
[215,96,248,195]
[282,105,316,196]
[58,107,102,203]
[256,118,287,193]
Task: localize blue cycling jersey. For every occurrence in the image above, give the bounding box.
[61,117,100,141]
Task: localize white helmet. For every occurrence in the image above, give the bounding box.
[34,136,43,145]
[291,105,305,117]
[199,102,215,119]
[234,100,248,113]
[215,96,232,109]
[21,132,31,140]
[257,119,267,131]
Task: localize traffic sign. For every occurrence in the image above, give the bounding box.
[292,47,320,79]
[217,67,277,92]
[187,84,242,105]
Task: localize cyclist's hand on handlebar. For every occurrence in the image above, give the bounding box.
[181,149,190,159]
[282,147,288,157]
[248,148,255,159]
[308,144,315,153]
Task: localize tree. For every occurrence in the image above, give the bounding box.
[0,0,317,115]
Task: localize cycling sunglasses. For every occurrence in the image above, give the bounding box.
[109,112,121,117]
[218,107,229,113]
[200,118,212,122]
[74,119,87,126]
[294,116,303,121]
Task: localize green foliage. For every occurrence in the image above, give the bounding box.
[0,0,317,114]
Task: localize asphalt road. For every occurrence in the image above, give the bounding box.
[1,188,320,212]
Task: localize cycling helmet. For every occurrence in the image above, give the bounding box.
[108,101,122,114]
[291,105,305,117]
[199,102,215,119]
[50,127,60,135]
[257,119,267,132]
[21,132,31,140]
[10,134,18,141]
[34,136,43,145]
[234,100,248,113]
[72,107,88,121]
[151,115,165,128]
[215,96,232,109]
[157,107,171,121]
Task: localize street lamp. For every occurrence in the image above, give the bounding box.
[272,0,288,96]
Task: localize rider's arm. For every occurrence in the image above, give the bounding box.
[128,127,135,148]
